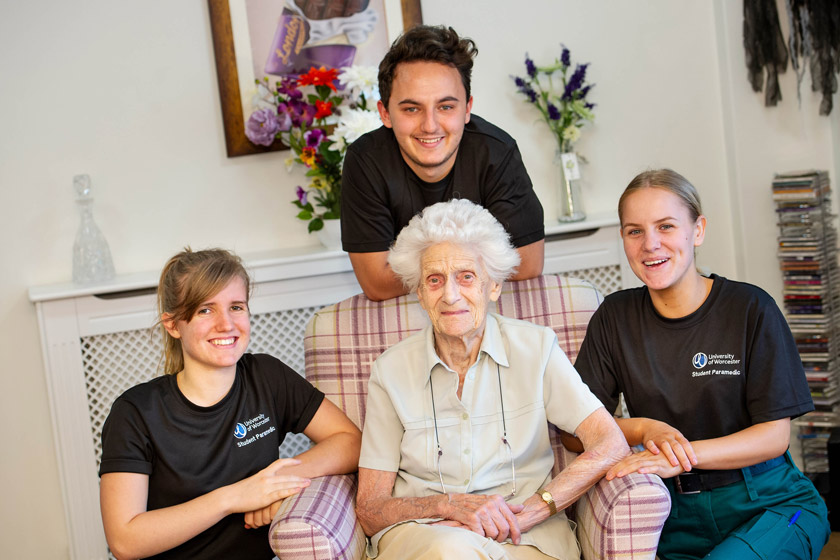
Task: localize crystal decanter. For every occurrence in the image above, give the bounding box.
[72,174,115,284]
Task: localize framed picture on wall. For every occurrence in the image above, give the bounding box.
[208,0,422,158]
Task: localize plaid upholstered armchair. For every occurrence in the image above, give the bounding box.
[268,275,671,560]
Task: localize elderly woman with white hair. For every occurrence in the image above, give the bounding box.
[356,199,629,560]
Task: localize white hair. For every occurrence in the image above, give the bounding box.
[388,199,521,292]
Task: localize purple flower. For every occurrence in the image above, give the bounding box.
[301,104,317,127]
[579,85,592,100]
[525,54,537,78]
[279,101,297,126]
[277,110,292,131]
[585,102,596,110]
[561,47,570,67]
[290,101,317,128]
[572,63,589,87]
[547,103,561,120]
[278,77,302,99]
[524,86,538,103]
[245,108,281,146]
[281,99,316,128]
[513,76,538,103]
[563,63,589,101]
[296,185,308,206]
[304,128,325,148]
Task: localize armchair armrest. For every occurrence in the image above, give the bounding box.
[575,473,671,560]
[269,474,366,560]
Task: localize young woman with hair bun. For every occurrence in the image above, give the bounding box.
[575,169,829,560]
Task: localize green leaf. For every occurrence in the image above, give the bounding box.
[288,136,302,152]
[308,218,324,232]
[320,145,342,163]
[290,200,313,212]
[572,101,595,121]
[297,209,313,220]
[323,210,340,220]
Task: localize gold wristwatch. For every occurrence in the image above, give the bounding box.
[538,488,557,516]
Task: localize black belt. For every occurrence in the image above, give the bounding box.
[673,455,786,494]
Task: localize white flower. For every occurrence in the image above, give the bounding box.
[562,125,581,143]
[338,65,380,103]
[328,108,383,150]
[250,80,276,111]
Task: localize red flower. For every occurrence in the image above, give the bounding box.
[297,66,339,91]
[314,100,333,119]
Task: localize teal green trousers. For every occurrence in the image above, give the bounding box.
[658,453,830,560]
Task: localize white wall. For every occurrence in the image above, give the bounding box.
[421,0,739,280]
[714,0,840,301]
[1,1,837,558]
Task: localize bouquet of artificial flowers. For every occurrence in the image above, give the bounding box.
[245,65,382,233]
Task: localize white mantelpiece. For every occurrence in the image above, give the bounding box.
[29,212,625,304]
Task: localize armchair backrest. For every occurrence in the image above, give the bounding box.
[303,274,603,471]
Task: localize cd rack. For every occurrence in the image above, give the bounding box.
[773,170,840,475]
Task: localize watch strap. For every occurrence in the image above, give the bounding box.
[538,488,557,516]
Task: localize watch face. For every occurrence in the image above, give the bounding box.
[541,491,551,501]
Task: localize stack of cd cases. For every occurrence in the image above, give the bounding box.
[773,170,840,474]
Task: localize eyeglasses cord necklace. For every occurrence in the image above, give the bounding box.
[429,363,516,498]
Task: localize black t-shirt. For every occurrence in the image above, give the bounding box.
[340,114,545,253]
[574,275,813,442]
[100,353,325,560]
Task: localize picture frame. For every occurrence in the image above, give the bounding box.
[208,0,422,158]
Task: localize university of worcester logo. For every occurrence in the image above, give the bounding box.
[692,352,708,369]
[234,423,247,439]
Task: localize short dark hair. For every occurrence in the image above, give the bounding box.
[378,25,478,107]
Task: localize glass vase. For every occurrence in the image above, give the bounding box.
[72,174,115,285]
[316,218,342,251]
[555,149,586,222]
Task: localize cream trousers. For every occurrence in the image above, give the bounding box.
[371,523,555,560]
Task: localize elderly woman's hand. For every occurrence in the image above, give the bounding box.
[433,493,525,544]
[606,448,685,480]
[635,418,697,472]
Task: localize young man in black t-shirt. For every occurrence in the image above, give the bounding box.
[341,25,545,301]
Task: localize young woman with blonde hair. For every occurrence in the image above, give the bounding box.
[99,248,361,559]
[575,169,829,559]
